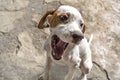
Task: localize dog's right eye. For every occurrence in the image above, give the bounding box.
[59,15,68,21]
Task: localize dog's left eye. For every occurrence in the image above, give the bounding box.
[59,15,68,21]
[80,23,83,27]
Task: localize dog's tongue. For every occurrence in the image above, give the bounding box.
[56,40,66,47]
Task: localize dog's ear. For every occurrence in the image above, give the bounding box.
[82,24,85,33]
[38,9,56,29]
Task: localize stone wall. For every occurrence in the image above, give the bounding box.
[0,0,120,80]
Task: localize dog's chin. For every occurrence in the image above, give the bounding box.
[51,35,68,60]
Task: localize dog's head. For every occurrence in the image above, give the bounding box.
[38,5,85,60]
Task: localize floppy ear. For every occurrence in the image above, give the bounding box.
[82,24,85,33]
[38,9,56,29]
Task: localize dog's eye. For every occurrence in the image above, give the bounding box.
[80,23,83,27]
[59,15,68,21]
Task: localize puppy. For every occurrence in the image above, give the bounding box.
[38,5,93,80]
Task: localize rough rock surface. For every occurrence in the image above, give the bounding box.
[0,0,120,80]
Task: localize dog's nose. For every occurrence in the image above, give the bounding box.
[72,34,84,40]
[72,32,84,43]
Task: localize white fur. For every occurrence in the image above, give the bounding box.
[43,5,93,80]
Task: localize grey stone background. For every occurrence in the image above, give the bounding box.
[0,0,120,80]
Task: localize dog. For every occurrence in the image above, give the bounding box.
[38,5,93,80]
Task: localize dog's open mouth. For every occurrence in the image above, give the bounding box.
[51,35,68,60]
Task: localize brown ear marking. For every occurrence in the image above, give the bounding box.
[82,24,85,33]
[38,9,56,29]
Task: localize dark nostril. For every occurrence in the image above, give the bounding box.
[72,34,84,40]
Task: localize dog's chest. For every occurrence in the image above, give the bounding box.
[63,45,81,65]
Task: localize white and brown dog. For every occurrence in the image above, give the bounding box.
[38,5,93,80]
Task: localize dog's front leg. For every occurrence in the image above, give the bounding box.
[65,66,76,80]
[44,56,52,80]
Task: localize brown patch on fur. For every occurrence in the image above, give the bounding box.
[82,24,85,33]
[38,9,56,29]
[47,12,70,28]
